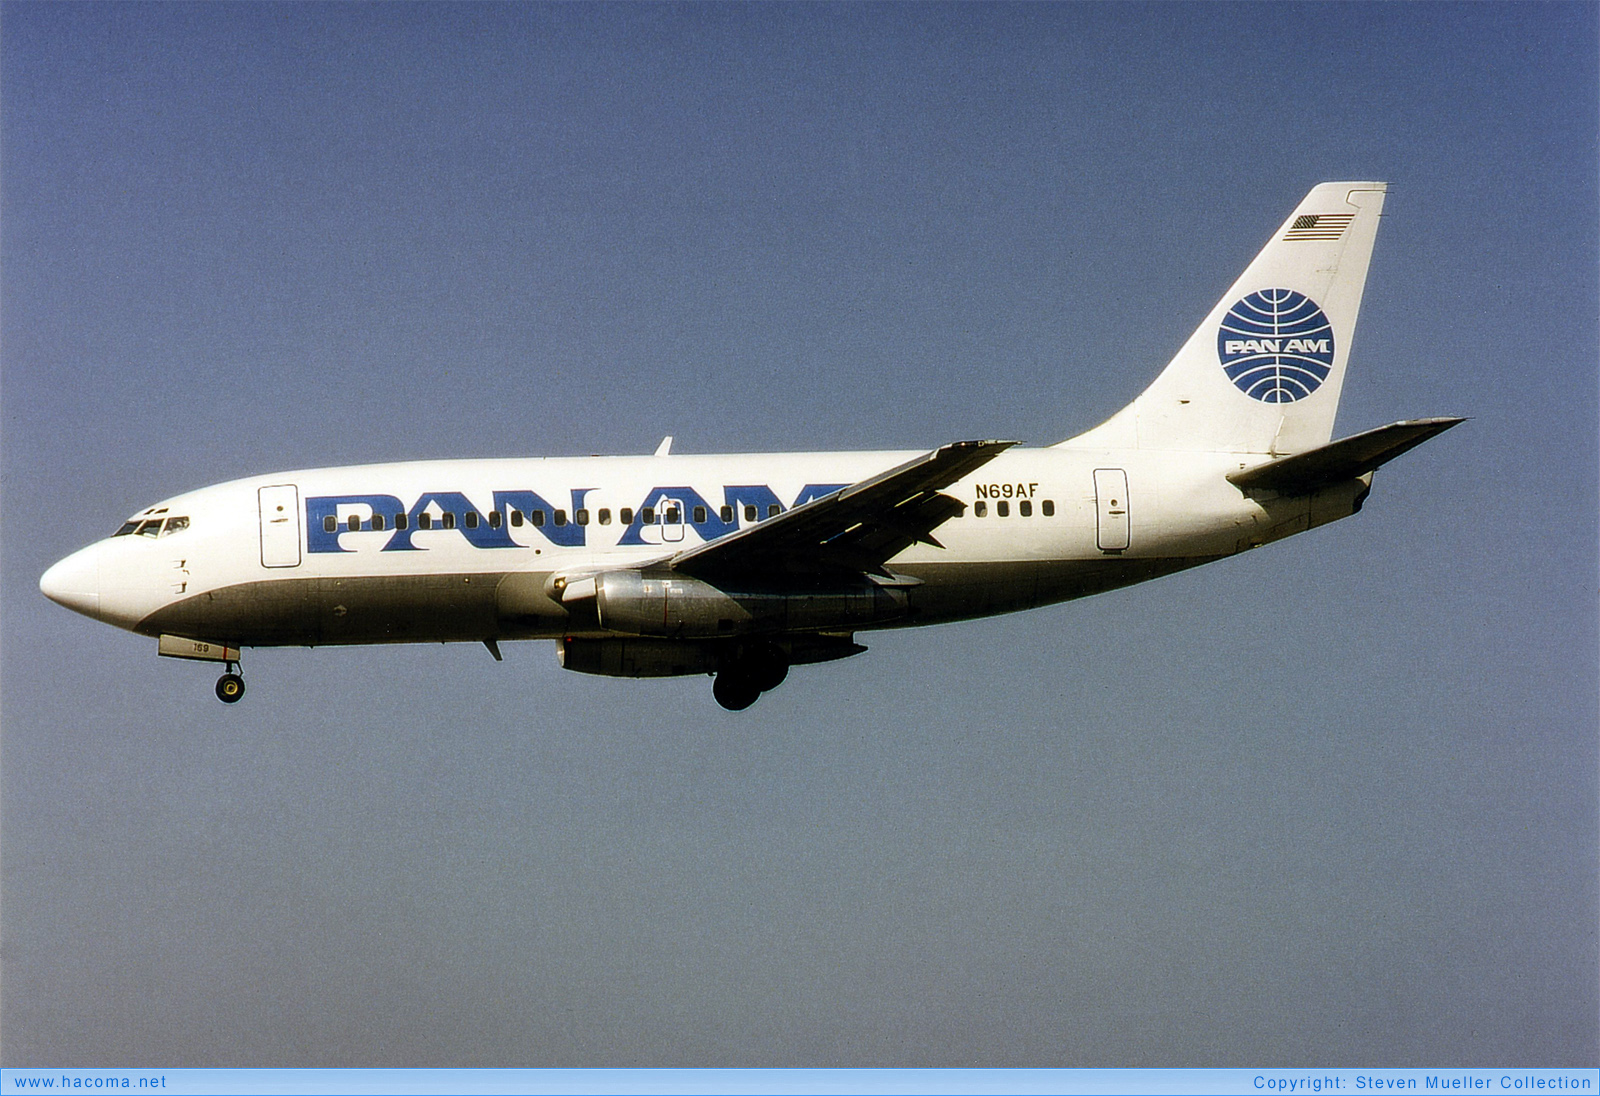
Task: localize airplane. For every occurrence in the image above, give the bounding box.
[40,181,1462,711]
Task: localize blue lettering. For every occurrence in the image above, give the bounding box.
[617,483,847,546]
[489,489,590,548]
[310,484,849,553]
[620,486,727,546]
[723,484,782,523]
[383,491,519,551]
[306,494,404,553]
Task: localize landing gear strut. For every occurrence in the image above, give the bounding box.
[215,662,245,704]
[156,636,247,704]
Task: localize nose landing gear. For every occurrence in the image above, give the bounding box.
[215,662,246,704]
[156,635,247,705]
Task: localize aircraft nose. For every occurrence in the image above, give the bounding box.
[40,545,102,619]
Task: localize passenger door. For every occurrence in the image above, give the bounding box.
[1093,469,1130,552]
[259,484,302,567]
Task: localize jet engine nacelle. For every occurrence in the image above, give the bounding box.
[592,569,908,639]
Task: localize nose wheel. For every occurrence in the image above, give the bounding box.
[215,663,246,704]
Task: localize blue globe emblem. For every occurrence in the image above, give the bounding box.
[1217,289,1335,403]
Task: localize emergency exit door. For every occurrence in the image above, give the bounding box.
[659,496,685,543]
[1093,469,1130,552]
[259,484,302,568]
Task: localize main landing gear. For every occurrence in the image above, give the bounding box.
[712,643,790,711]
[215,662,246,704]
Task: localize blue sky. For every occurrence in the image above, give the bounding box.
[3,2,1595,1066]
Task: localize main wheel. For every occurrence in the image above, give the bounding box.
[712,673,761,711]
[746,644,790,692]
[216,673,246,704]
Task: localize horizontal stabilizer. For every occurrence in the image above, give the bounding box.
[1227,417,1465,495]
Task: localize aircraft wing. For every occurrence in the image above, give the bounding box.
[666,439,1017,580]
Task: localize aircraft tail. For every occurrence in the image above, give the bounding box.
[1058,182,1387,455]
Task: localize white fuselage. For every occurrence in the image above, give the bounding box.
[40,444,1364,650]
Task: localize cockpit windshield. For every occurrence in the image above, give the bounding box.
[112,515,191,538]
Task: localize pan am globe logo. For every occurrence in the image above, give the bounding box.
[1217,289,1335,403]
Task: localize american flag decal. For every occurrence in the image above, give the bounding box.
[1283,212,1355,241]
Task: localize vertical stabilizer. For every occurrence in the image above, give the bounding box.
[1058,182,1387,455]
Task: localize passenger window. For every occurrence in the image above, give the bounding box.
[113,521,140,537]
[997,501,1009,517]
[974,501,988,518]
[395,513,408,530]
[720,505,733,523]
[464,512,479,529]
[1042,500,1055,517]
[1020,500,1032,517]
[532,510,546,527]
[418,513,433,530]
[598,509,612,525]
[347,515,361,532]
[744,505,757,522]
[620,508,634,525]
[642,507,655,525]
[665,505,680,523]
[575,509,589,526]
[442,512,456,530]
[488,511,501,529]
[693,506,707,524]
[324,516,338,534]
[371,514,385,532]
[554,510,567,526]
[767,504,781,518]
